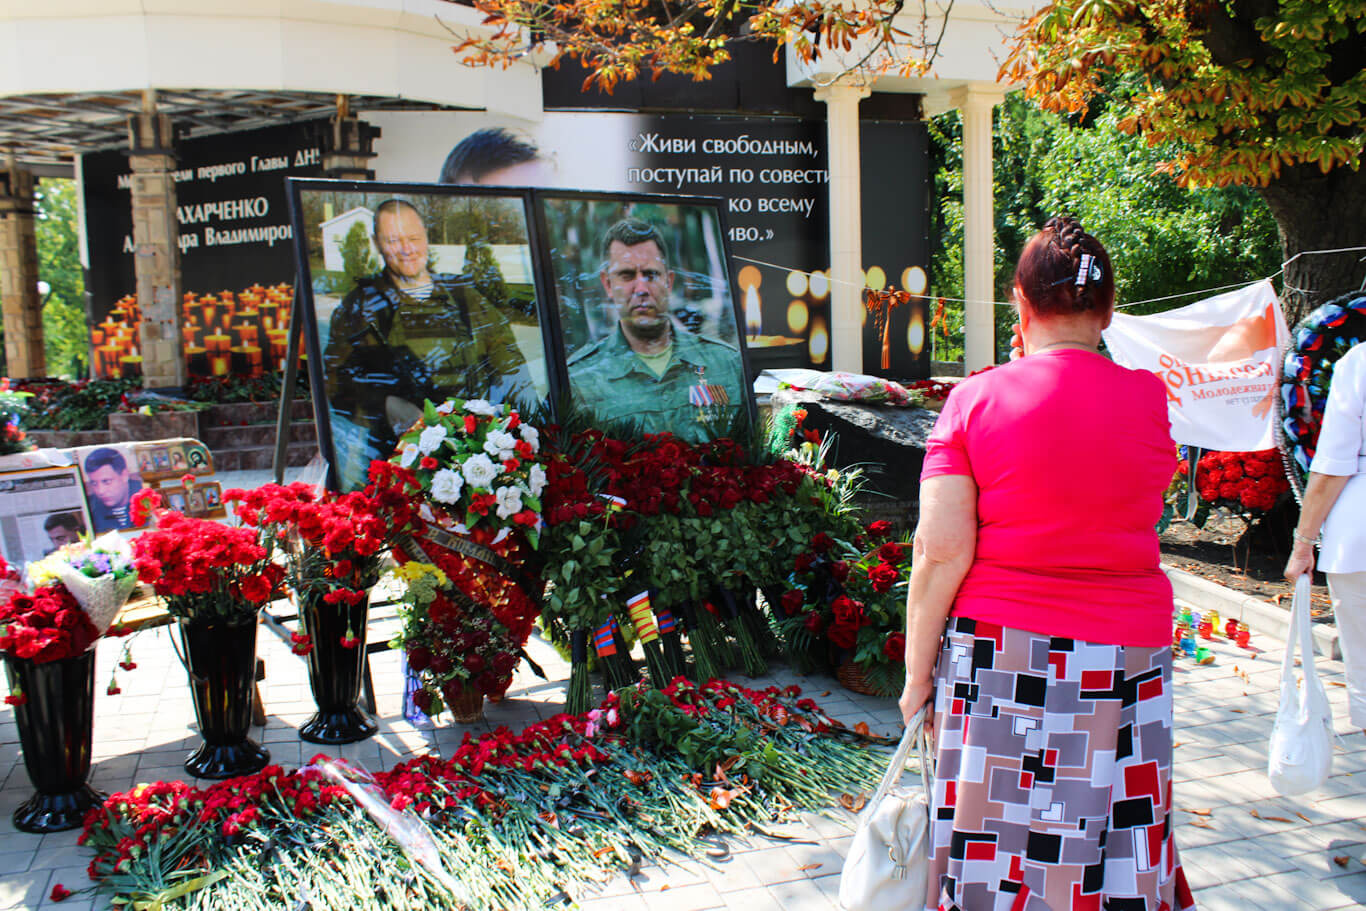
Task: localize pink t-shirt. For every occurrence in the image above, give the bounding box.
[921,349,1177,647]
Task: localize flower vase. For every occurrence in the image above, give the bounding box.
[298,591,376,744]
[178,616,269,779]
[3,650,105,833]
[446,681,484,724]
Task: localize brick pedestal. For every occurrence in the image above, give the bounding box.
[128,108,185,390]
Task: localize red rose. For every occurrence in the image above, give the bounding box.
[877,541,906,565]
[867,561,900,594]
[794,553,816,574]
[810,533,834,554]
[831,595,866,629]
[803,612,825,634]
[429,653,453,674]
[406,646,433,671]
[463,415,478,434]
[420,456,439,470]
[865,520,893,539]
[883,632,906,663]
[829,561,850,583]
[780,589,805,616]
[827,622,859,649]
[465,653,487,674]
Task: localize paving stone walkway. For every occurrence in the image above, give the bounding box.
[0,470,1361,909]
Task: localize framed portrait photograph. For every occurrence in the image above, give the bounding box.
[534,192,755,442]
[288,179,555,491]
[71,444,150,534]
[0,467,93,570]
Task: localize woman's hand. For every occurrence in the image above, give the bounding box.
[1284,540,1315,582]
[899,676,934,738]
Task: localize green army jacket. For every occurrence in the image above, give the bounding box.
[567,323,748,443]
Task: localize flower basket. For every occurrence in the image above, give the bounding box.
[445,680,484,724]
[836,658,883,697]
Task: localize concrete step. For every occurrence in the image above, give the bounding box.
[1163,562,1340,659]
[200,421,316,450]
[212,440,318,472]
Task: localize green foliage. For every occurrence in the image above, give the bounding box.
[929,94,1282,361]
[337,221,379,286]
[23,377,139,430]
[34,179,88,378]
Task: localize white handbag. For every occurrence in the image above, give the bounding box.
[839,706,935,911]
[1268,574,1334,796]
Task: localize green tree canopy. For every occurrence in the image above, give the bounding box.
[35,178,88,379]
[1002,0,1366,320]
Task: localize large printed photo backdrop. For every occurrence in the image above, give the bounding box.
[81,111,931,380]
[364,110,931,377]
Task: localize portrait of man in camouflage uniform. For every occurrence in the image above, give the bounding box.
[322,198,537,489]
[567,218,746,442]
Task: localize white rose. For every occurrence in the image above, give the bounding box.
[518,424,539,450]
[528,464,547,497]
[462,453,499,489]
[429,469,464,504]
[398,443,419,468]
[463,399,497,417]
[483,430,517,461]
[418,424,447,455]
[435,400,456,414]
[495,486,523,520]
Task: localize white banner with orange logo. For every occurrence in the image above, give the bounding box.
[1102,279,1288,451]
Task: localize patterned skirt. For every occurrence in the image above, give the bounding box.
[926,616,1197,911]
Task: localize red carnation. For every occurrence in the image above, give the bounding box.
[49,884,71,902]
[290,633,314,656]
[4,693,26,706]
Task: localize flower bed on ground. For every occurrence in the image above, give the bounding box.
[78,679,886,909]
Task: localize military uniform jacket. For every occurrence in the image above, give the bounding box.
[322,272,535,441]
[567,323,747,443]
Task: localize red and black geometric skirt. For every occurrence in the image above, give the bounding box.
[928,616,1197,911]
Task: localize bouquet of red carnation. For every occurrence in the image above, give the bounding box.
[0,585,99,666]
[1192,449,1289,514]
[132,512,284,622]
[228,465,423,648]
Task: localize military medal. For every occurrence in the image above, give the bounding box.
[688,366,730,423]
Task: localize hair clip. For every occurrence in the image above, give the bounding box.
[1075,253,1094,287]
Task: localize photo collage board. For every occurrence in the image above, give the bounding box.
[0,439,225,571]
[286,181,759,491]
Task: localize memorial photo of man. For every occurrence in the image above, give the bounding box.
[83,448,143,533]
[439,128,555,187]
[322,198,538,489]
[567,218,745,442]
[44,513,86,552]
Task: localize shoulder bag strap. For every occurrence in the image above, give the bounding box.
[867,706,936,812]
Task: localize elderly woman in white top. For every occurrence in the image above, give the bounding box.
[1286,340,1366,729]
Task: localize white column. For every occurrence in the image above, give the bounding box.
[952,85,1005,372]
[814,80,870,374]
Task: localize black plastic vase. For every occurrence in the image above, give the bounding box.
[4,650,105,833]
[298,592,376,744]
[178,616,269,779]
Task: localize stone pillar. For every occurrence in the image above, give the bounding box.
[127,95,185,389]
[952,85,1006,372]
[322,98,380,179]
[814,80,870,374]
[0,158,45,378]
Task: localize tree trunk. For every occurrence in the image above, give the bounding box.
[1258,164,1366,328]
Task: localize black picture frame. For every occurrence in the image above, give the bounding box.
[530,189,759,439]
[285,179,757,489]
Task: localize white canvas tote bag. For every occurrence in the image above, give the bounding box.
[1268,574,1334,795]
[839,707,934,911]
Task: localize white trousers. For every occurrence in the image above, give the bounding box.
[1328,570,1366,728]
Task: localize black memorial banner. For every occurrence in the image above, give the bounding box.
[81,122,327,379]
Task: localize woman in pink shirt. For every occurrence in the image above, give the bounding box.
[901,217,1195,910]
